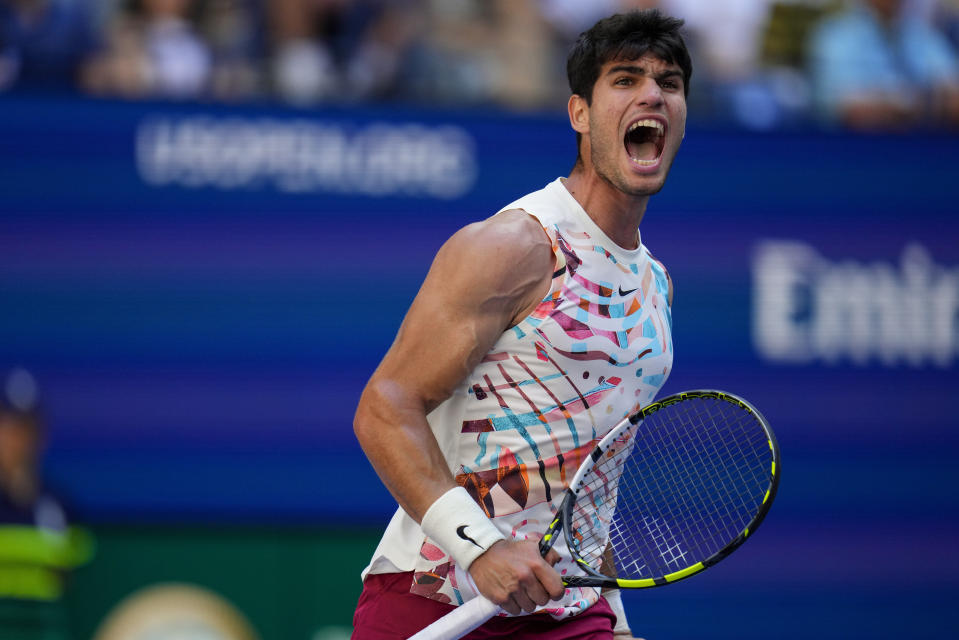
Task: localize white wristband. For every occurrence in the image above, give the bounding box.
[420,487,506,570]
[604,589,631,634]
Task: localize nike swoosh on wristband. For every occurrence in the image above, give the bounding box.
[456,525,482,548]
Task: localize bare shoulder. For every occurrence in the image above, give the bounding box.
[428,208,553,323]
[438,209,553,286]
[369,208,553,406]
[451,208,550,257]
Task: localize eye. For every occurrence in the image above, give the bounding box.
[659,79,679,90]
[614,76,633,87]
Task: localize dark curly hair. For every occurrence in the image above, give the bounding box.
[567,10,692,104]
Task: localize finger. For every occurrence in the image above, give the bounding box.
[523,578,551,607]
[532,561,566,601]
[500,595,521,616]
[544,548,561,566]
[511,591,538,614]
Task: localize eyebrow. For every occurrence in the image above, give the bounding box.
[606,64,684,83]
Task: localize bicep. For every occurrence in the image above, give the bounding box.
[371,214,554,412]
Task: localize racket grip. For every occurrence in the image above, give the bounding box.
[406,595,501,640]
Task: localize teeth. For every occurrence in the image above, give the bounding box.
[627,119,664,165]
[628,119,664,135]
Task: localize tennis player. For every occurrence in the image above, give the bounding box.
[353,10,690,639]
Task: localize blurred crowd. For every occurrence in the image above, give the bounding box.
[1,0,958,130]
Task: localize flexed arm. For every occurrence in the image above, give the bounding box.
[353,210,564,614]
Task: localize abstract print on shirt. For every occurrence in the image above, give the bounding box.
[409,179,673,617]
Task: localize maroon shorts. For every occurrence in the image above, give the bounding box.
[352,572,616,639]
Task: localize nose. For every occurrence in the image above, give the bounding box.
[636,77,664,108]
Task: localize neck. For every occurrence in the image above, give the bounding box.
[564,164,649,250]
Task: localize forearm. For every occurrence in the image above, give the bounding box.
[355,375,507,572]
[358,384,562,614]
[354,376,455,523]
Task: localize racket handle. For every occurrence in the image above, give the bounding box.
[407,595,501,640]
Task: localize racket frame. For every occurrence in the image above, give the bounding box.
[546,390,780,589]
[406,389,780,640]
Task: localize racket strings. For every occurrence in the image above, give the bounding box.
[567,431,635,572]
[655,402,767,564]
[569,396,773,580]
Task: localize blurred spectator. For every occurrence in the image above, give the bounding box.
[663,0,775,82]
[200,0,263,101]
[5,0,959,131]
[78,9,149,98]
[0,0,97,92]
[808,0,959,130]
[403,0,563,110]
[142,0,211,96]
[344,1,423,101]
[929,0,959,49]
[82,0,212,99]
[537,0,624,43]
[660,0,835,129]
[487,0,563,110]
[402,0,498,105]
[267,0,347,104]
[0,369,93,640]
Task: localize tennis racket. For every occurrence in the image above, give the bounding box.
[408,389,780,640]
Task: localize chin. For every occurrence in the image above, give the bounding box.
[621,173,666,197]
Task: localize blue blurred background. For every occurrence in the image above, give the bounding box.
[1,1,958,639]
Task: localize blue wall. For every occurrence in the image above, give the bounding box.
[2,95,958,637]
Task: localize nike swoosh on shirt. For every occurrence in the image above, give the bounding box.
[619,286,638,296]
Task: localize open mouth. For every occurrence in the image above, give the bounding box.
[624,119,666,167]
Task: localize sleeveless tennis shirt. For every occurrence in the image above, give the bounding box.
[362,178,673,619]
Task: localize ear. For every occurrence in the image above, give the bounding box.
[568,94,590,136]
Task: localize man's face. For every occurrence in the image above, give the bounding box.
[0,416,37,478]
[576,54,687,197]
